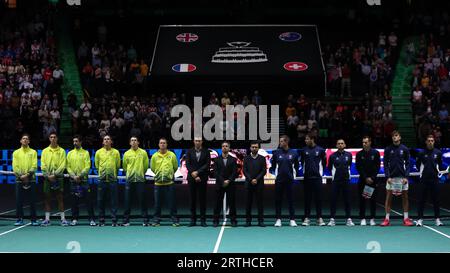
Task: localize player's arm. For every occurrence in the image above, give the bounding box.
[355,152,365,178]
[94,150,100,171]
[115,150,121,174]
[54,150,66,177]
[404,147,410,177]
[374,150,381,180]
[12,151,21,178]
[40,149,49,177]
[294,153,300,178]
[122,152,128,175]
[66,153,76,178]
[143,151,149,175]
[150,154,156,173]
[383,147,390,179]
[321,149,327,174]
[172,152,179,173]
[81,151,91,177]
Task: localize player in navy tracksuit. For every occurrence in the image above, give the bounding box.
[381,130,413,226]
[328,139,354,226]
[300,134,327,226]
[355,136,381,226]
[416,135,445,227]
[270,135,300,227]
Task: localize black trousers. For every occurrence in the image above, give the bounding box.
[358,180,377,219]
[417,179,440,219]
[71,183,95,221]
[246,183,264,222]
[304,178,323,218]
[275,180,295,220]
[188,178,207,222]
[123,182,149,223]
[213,184,236,222]
[330,179,351,218]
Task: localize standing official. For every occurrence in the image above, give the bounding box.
[243,141,267,227]
[213,141,238,227]
[186,137,211,227]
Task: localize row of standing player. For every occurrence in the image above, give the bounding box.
[10,130,447,227]
[270,131,446,227]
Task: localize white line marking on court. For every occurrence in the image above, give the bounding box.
[0,208,72,238]
[213,219,227,253]
[0,223,31,236]
[377,203,450,240]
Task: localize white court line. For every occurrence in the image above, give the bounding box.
[0,208,72,239]
[213,219,227,253]
[377,203,450,240]
[0,223,31,236]
[213,193,228,254]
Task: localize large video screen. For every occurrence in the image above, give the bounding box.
[150,25,325,77]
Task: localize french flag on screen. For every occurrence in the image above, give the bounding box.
[172,63,197,73]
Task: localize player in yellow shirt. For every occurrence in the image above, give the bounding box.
[122,136,150,226]
[12,134,39,226]
[151,138,179,227]
[67,135,96,226]
[95,135,121,227]
[40,133,68,226]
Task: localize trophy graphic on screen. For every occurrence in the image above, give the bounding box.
[211,41,268,63]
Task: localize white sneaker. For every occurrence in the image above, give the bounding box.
[302,218,310,226]
[370,219,376,226]
[327,218,336,226]
[70,220,78,226]
[89,220,97,226]
[289,220,298,227]
[346,218,355,226]
[436,218,444,226]
[360,219,367,226]
[317,218,326,226]
[416,219,423,226]
[274,219,282,227]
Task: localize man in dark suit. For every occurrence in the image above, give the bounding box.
[243,141,267,227]
[213,141,238,227]
[186,137,211,227]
